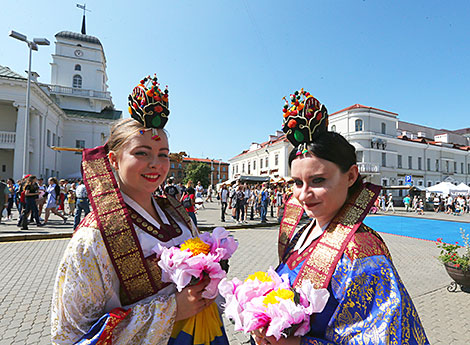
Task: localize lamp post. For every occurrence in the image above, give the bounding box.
[9,30,50,177]
[210,159,214,187]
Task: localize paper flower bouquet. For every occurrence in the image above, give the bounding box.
[219,268,330,340]
[152,227,238,298]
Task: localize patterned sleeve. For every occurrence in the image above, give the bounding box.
[51,228,177,344]
[312,254,430,345]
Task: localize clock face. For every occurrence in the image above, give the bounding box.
[74,49,83,57]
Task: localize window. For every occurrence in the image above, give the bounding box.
[356,151,363,163]
[274,154,279,166]
[248,162,251,174]
[468,163,470,174]
[408,156,412,169]
[178,171,182,178]
[242,163,245,173]
[454,162,457,173]
[57,136,61,147]
[427,158,430,171]
[222,174,226,180]
[235,165,238,174]
[45,168,49,178]
[52,170,55,177]
[397,155,402,168]
[418,180,424,187]
[260,159,263,169]
[53,133,56,146]
[461,162,464,174]
[73,74,82,88]
[445,161,449,173]
[331,125,336,132]
[222,166,226,171]
[76,140,85,149]
[2,165,5,172]
[265,157,269,167]
[381,122,386,134]
[436,159,439,172]
[171,163,175,168]
[381,178,388,186]
[253,160,256,170]
[381,153,386,167]
[427,181,432,187]
[47,130,51,147]
[75,64,81,71]
[178,163,182,168]
[355,119,363,131]
[418,157,422,170]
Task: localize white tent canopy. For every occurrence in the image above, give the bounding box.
[426,181,470,196]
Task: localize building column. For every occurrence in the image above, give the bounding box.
[13,103,27,180]
[30,111,41,176]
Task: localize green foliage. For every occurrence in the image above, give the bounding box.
[183,163,211,188]
[436,228,470,271]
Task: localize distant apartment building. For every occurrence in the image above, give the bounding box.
[168,156,229,186]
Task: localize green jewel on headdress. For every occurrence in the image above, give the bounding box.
[128,74,169,129]
[281,89,329,154]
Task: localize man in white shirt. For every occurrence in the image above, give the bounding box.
[219,184,229,222]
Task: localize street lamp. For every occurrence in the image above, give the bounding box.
[9,30,50,177]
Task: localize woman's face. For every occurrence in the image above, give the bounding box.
[291,154,358,225]
[108,129,170,199]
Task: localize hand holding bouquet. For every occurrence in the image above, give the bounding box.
[219,268,330,340]
[152,227,238,299]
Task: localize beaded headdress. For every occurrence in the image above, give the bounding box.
[281,89,328,155]
[128,75,169,140]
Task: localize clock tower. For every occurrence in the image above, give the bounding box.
[49,31,114,113]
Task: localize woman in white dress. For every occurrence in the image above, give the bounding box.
[44,177,67,224]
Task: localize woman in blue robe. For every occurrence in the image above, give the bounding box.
[253,90,429,345]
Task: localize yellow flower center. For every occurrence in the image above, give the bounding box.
[263,288,295,305]
[180,237,211,256]
[245,271,273,283]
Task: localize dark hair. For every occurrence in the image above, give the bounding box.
[288,131,362,196]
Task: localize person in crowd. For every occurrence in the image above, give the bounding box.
[412,195,419,212]
[51,76,227,344]
[219,183,229,222]
[66,183,76,216]
[259,184,269,223]
[43,177,68,225]
[164,176,181,201]
[206,184,213,202]
[0,179,8,223]
[182,181,197,226]
[58,179,68,212]
[275,185,284,221]
[17,175,43,229]
[403,194,411,212]
[36,178,47,218]
[235,185,246,224]
[6,178,15,221]
[229,184,237,220]
[385,192,395,212]
[73,179,90,230]
[417,198,425,215]
[445,194,454,214]
[253,90,429,345]
[433,194,441,212]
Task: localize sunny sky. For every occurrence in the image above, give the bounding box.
[1,0,469,161]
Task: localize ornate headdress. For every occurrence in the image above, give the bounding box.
[281,89,328,155]
[128,75,169,140]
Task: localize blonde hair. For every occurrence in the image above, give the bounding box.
[107,118,147,153]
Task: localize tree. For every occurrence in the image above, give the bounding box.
[183,163,211,188]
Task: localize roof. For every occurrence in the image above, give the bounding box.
[231,134,289,159]
[330,104,398,116]
[183,157,228,165]
[0,65,25,80]
[55,31,102,46]
[63,108,122,120]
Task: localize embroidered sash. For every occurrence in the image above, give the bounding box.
[81,145,195,305]
[279,183,381,290]
[278,196,305,260]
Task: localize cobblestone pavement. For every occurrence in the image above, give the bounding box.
[0,225,469,344]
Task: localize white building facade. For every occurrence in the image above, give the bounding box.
[229,104,470,195]
[0,30,121,181]
[328,104,470,196]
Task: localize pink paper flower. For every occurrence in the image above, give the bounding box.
[219,268,330,340]
[152,228,238,299]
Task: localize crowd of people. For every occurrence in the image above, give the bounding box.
[0,175,90,229]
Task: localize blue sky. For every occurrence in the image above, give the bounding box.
[1,0,469,161]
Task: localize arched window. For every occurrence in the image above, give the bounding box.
[331,125,336,132]
[355,119,363,131]
[381,122,386,134]
[73,74,82,88]
[75,64,81,71]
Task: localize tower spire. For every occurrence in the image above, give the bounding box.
[76,3,91,35]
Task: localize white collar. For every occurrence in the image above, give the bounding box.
[122,192,170,229]
[293,219,330,254]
